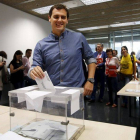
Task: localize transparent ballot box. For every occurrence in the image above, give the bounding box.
[8,86,85,140]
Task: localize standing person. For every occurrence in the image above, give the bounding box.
[120,46,137,107]
[28,4,96,95]
[88,43,107,103]
[113,50,119,61]
[10,50,25,89]
[136,50,140,77]
[22,49,36,86]
[105,49,119,107]
[0,51,8,101]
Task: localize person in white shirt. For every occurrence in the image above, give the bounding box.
[105,49,119,108]
[22,49,36,86]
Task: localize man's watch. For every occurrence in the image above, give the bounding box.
[87,78,95,84]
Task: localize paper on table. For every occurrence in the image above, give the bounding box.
[19,120,79,140]
[35,71,55,93]
[125,89,140,92]
[62,89,80,115]
[25,90,51,112]
[16,86,39,103]
[129,81,140,84]
[0,131,32,140]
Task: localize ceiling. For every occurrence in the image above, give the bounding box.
[1,0,140,43]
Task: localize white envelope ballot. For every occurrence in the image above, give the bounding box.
[35,71,55,92]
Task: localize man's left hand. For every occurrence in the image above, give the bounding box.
[83,81,94,96]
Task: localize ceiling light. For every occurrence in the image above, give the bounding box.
[77,20,140,31]
[80,0,113,5]
[63,0,84,9]
[32,5,52,14]
[110,22,134,27]
[135,21,140,25]
[77,25,108,31]
[32,0,84,14]
[87,37,108,40]
[19,0,35,4]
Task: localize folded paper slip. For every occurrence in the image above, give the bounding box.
[62,89,80,115]
[25,90,51,112]
[35,71,55,92]
[16,86,39,103]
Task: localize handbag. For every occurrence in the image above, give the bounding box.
[2,65,9,84]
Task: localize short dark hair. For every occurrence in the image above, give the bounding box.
[106,49,113,54]
[49,4,69,19]
[13,50,23,61]
[131,51,135,56]
[0,51,7,59]
[121,46,128,52]
[113,50,118,55]
[97,43,103,47]
[26,49,32,54]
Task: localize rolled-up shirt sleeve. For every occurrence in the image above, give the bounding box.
[28,42,43,78]
[80,34,96,65]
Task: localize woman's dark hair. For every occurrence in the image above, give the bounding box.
[106,49,113,54]
[13,50,23,61]
[0,51,7,59]
[49,4,69,19]
[131,51,135,56]
[121,46,128,53]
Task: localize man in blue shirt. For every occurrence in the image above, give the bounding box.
[88,43,107,102]
[28,4,96,96]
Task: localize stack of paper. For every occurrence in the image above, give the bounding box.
[18,120,79,140]
[0,131,32,140]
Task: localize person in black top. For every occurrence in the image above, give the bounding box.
[10,50,25,89]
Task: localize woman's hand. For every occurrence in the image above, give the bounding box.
[134,74,138,80]
[19,65,25,70]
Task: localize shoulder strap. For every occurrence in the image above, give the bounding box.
[130,54,134,74]
[130,55,134,63]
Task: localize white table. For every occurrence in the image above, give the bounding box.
[0,106,136,140]
[117,80,140,124]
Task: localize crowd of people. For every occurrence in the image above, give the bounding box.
[0,49,36,101]
[87,44,138,108]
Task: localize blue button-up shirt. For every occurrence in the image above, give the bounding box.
[30,30,96,87]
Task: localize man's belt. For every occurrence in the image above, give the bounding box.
[97,67,104,69]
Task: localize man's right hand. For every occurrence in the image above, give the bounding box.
[30,66,45,80]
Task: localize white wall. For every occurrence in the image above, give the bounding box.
[0,3,52,65]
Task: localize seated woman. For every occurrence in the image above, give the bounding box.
[10,50,25,89]
[105,49,119,107]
